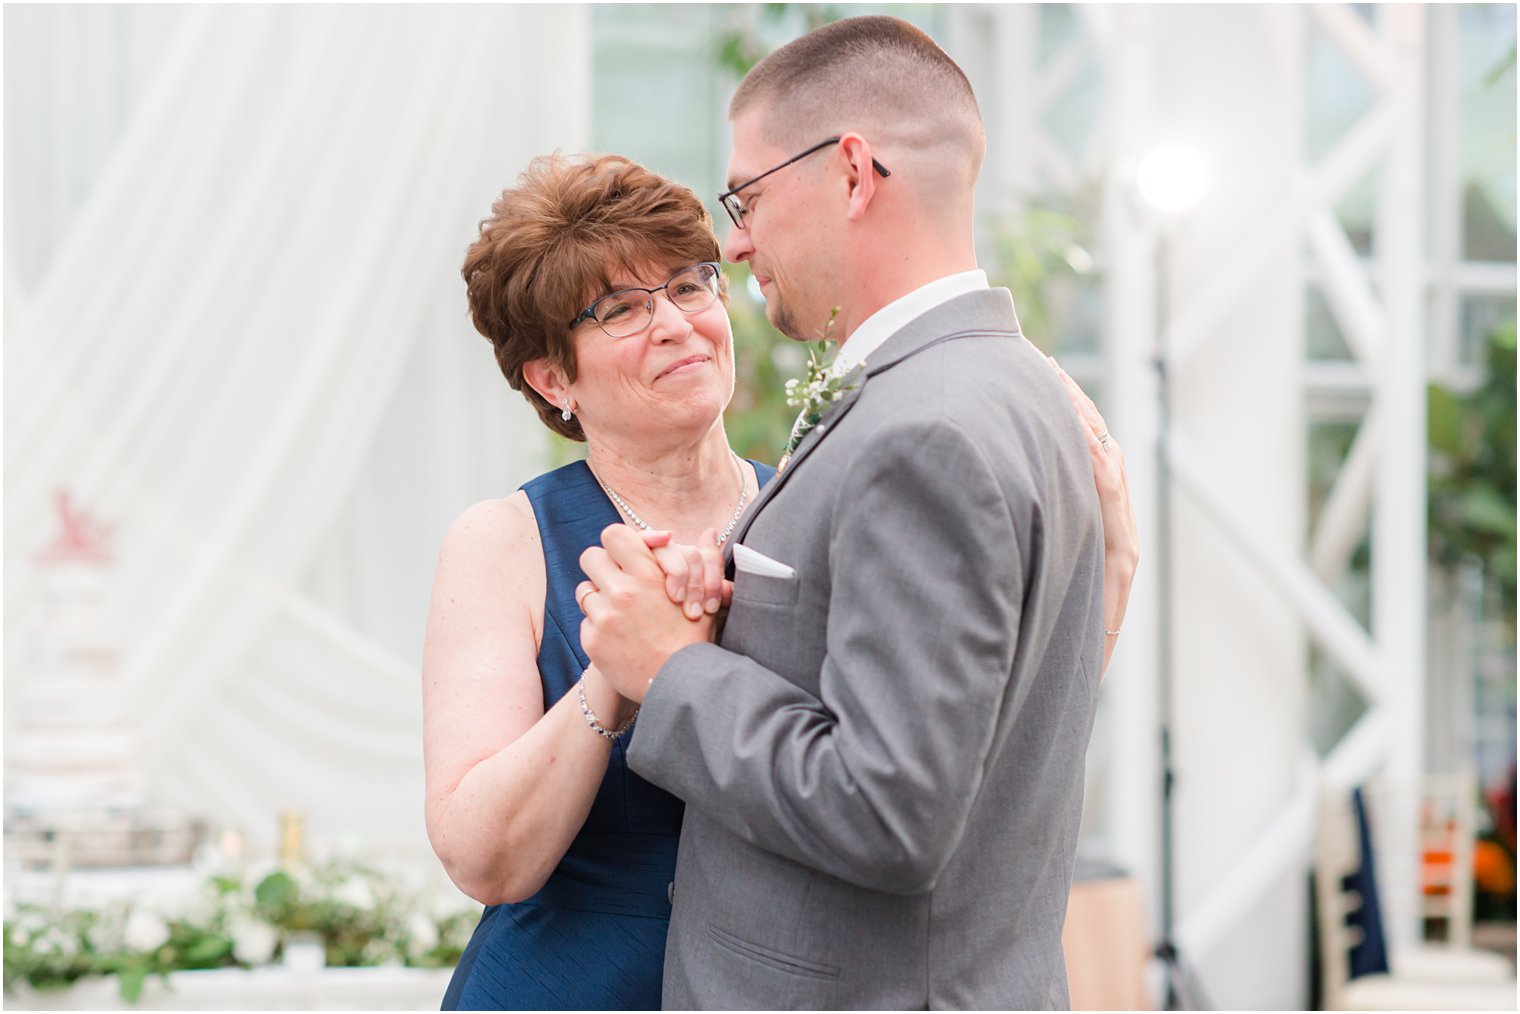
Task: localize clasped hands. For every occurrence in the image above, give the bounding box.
[576,526,728,704]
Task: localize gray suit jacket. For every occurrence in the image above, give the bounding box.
[627,288,1104,1009]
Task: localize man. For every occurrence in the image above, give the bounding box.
[580,15,1104,1009]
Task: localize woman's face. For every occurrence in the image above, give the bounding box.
[564,261,735,449]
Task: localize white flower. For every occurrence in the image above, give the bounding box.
[288,862,316,893]
[175,884,221,928]
[360,938,398,966]
[406,911,439,956]
[221,893,257,923]
[123,909,171,953]
[332,875,376,912]
[36,926,79,958]
[16,909,48,935]
[85,910,126,954]
[227,913,278,966]
[781,328,861,456]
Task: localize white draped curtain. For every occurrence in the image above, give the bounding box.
[4,5,589,856]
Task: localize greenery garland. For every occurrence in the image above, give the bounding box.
[3,859,480,1003]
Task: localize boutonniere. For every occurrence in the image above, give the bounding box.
[780,310,862,468]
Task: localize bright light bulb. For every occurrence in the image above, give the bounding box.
[1136,144,1209,215]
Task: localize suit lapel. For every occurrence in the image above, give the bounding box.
[726,379,868,555]
[725,288,1024,559]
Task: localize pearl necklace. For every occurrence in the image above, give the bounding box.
[598,452,749,546]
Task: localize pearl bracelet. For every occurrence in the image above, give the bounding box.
[577,669,638,741]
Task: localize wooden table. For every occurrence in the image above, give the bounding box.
[1064,866,1153,1010]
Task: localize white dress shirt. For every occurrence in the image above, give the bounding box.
[832,268,990,372]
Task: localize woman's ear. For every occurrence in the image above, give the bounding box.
[522,358,571,413]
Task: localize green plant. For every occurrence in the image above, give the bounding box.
[715,4,850,78]
[3,907,102,995]
[984,197,1100,355]
[1427,319,1518,628]
[3,860,480,1003]
[4,896,238,1003]
[724,262,808,461]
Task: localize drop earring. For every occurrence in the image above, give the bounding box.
[561,401,573,422]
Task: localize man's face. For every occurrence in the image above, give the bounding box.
[722,109,833,343]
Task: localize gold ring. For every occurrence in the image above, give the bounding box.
[576,583,597,613]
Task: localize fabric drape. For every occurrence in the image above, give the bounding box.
[4,5,587,853]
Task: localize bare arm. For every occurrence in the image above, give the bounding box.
[421,493,635,905]
[1051,359,1139,675]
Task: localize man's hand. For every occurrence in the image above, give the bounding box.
[640,529,731,620]
[579,525,718,702]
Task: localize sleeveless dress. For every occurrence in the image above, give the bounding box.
[442,458,776,1011]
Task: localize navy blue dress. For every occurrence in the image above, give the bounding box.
[442,458,775,1011]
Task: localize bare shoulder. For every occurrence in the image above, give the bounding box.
[437,492,543,581]
[440,491,540,558]
[430,491,545,644]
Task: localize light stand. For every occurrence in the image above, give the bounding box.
[1136,143,1212,1012]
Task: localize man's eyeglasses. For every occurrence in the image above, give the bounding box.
[569,262,724,339]
[718,136,891,230]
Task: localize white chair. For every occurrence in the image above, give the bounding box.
[1316,778,1516,1011]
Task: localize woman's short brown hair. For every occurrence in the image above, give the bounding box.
[462,154,723,441]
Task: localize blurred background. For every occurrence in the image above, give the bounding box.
[4,4,1515,1009]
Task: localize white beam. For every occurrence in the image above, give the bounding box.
[992,6,1039,202]
[1094,1,1163,938]
[1031,34,1090,111]
[1428,261,1520,293]
[1168,430,1383,703]
[1173,704,1400,963]
[1173,748,1319,961]
[1166,102,1396,369]
[1310,407,1380,581]
[1426,6,1462,378]
[1370,2,1428,954]
[1310,4,1400,96]
[1307,210,1386,370]
[1371,4,1427,779]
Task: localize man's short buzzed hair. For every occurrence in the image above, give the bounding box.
[730,15,985,185]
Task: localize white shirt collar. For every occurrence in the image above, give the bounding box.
[833,269,989,372]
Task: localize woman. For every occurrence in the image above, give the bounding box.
[423,154,1137,1010]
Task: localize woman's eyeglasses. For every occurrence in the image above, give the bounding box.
[569,262,724,339]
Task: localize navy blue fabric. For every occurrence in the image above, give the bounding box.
[443,458,775,1011]
[1343,786,1391,979]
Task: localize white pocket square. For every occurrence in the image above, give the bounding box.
[732,542,796,579]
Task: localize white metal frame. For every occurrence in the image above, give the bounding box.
[1153,3,1429,960]
[958,3,1515,985]
[1086,3,1437,967]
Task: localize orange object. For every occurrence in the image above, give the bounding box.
[1473,839,1516,895]
[1423,845,1454,896]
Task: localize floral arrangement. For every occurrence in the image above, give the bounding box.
[781,309,860,458]
[3,859,479,1003]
